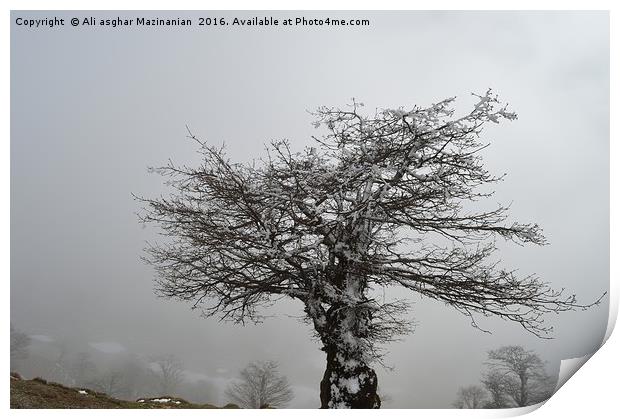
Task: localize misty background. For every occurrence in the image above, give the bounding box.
[10,11,609,407]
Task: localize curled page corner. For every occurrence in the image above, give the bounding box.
[504,402,545,417]
[603,291,618,343]
[554,352,594,393]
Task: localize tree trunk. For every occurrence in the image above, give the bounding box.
[319,345,380,408]
[317,301,380,409]
[519,374,528,407]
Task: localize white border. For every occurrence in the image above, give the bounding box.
[4,1,616,418]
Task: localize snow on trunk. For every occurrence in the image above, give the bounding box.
[316,217,381,408]
[318,298,380,409]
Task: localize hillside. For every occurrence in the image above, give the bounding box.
[10,373,238,409]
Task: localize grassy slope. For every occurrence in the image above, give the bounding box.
[10,375,239,409]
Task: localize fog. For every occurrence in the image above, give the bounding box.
[10,11,609,408]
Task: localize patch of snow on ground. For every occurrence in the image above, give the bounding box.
[148,398,181,404]
[77,390,88,395]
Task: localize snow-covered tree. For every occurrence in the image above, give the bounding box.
[137,90,603,408]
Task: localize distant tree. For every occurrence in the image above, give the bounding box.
[527,372,557,404]
[453,385,487,409]
[452,399,465,409]
[481,370,510,408]
[151,354,184,395]
[10,325,31,362]
[486,345,549,407]
[79,355,154,400]
[138,91,604,408]
[225,361,294,408]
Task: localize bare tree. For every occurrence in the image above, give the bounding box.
[225,361,294,408]
[137,91,604,408]
[486,345,549,407]
[528,372,557,404]
[10,324,31,362]
[453,385,487,409]
[481,370,510,408]
[151,354,184,395]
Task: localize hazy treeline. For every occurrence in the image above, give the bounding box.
[10,324,296,408]
[453,345,557,409]
[10,325,217,404]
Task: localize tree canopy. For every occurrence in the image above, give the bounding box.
[137,90,603,408]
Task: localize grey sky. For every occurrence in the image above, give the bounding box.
[11,11,609,408]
